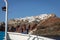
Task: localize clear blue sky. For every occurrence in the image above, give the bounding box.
[0,0,60,22]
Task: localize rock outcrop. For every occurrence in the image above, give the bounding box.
[1,13,60,36]
[0,22,5,31]
[32,17,60,36]
[7,14,57,34]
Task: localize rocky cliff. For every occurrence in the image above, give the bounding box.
[0,22,5,31]
[0,14,60,36]
[32,17,60,36]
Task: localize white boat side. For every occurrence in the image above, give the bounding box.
[6,32,55,40]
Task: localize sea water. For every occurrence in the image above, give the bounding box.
[0,31,5,40]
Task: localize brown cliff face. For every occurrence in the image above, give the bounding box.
[1,14,60,36]
[8,21,38,34]
[7,14,60,35]
[32,17,60,36]
[0,22,5,31]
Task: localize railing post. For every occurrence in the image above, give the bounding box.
[4,0,8,40]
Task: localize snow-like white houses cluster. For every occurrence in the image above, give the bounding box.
[15,14,55,23]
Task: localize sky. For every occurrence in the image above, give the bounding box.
[0,0,60,22]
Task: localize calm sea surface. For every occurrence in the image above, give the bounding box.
[0,31,5,40]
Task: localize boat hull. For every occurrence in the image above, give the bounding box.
[7,32,55,40]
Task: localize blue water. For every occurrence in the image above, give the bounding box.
[0,31,5,40]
